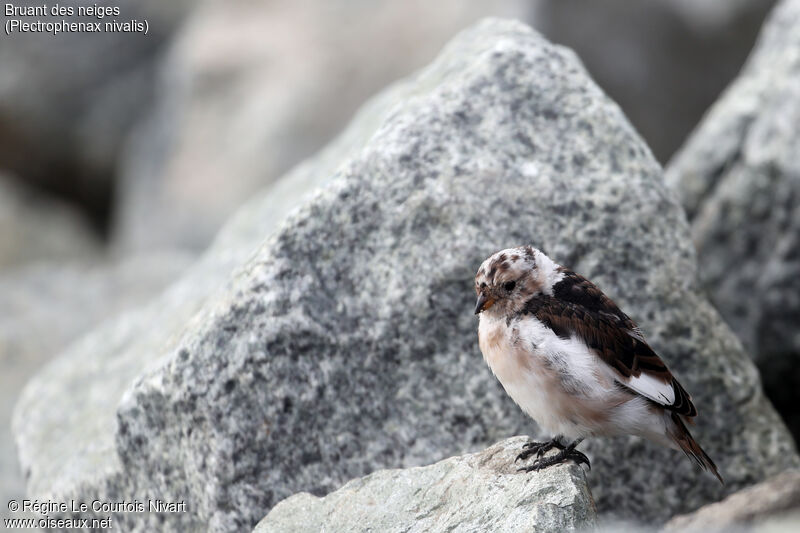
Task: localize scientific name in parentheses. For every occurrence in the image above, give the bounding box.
[4,4,148,34]
[6,18,147,34]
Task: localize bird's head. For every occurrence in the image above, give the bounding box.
[474,246,553,317]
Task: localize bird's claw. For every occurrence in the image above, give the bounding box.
[564,449,591,470]
[515,439,565,463]
[516,447,591,472]
[516,441,545,462]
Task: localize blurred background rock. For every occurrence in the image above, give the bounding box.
[0,0,191,235]
[534,0,776,164]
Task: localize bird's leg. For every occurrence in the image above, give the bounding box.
[515,436,566,463]
[517,438,591,472]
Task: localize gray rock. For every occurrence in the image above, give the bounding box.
[664,470,800,532]
[532,0,775,163]
[113,0,529,251]
[665,0,800,437]
[11,62,389,531]
[0,0,190,219]
[254,437,596,533]
[14,18,798,533]
[0,172,99,268]
[0,252,192,515]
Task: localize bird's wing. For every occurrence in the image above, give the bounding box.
[523,269,697,417]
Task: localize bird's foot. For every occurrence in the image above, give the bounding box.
[515,439,565,463]
[517,446,591,472]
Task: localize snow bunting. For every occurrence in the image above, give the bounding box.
[474,246,722,483]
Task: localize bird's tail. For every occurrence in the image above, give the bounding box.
[670,412,724,484]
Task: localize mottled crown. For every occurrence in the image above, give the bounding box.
[474,246,561,316]
[475,246,538,289]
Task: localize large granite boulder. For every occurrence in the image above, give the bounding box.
[665,0,800,438]
[0,252,191,515]
[11,58,395,532]
[254,437,596,533]
[113,0,528,251]
[14,18,797,533]
[533,0,775,163]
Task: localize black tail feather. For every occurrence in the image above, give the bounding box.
[671,412,724,484]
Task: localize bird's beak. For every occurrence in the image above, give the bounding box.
[474,293,495,315]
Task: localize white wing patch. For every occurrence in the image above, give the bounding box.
[619,372,675,406]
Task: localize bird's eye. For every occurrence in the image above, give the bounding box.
[504,281,516,291]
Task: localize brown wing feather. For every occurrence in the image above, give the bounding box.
[521,269,697,417]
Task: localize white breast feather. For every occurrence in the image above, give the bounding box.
[480,314,612,439]
[478,310,676,443]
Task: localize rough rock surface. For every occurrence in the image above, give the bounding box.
[533,0,775,163]
[10,65,388,532]
[14,18,798,533]
[0,172,99,268]
[0,252,191,515]
[664,470,800,531]
[254,437,596,533]
[665,0,800,437]
[114,0,528,251]
[0,0,189,221]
